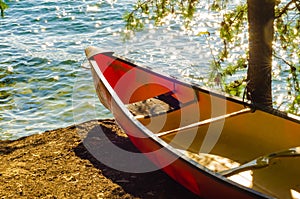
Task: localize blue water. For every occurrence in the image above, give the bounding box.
[0,1,297,140]
[0,0,127,139]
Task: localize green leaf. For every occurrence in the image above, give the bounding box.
[0,0,8,17]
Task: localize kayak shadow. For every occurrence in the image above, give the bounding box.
[74,119,200,199]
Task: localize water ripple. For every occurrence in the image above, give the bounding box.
[0,0,298,140]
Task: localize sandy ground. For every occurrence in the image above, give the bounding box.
[0,119,200,198]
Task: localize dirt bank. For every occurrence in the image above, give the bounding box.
[0,119,199,198]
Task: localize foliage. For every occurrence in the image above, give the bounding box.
[214,0,299,113]
[273,0,300,113]
[123,0,300,115]
[123,0,198,32]
[0,0,8,17]
[209,3,248,97]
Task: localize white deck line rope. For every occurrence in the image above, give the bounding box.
[156,108,252,138]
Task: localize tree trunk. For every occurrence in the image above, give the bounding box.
[246,0,275,107]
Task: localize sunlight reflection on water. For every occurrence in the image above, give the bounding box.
[0,0,298,140]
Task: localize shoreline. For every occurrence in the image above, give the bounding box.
[0,119,199,198]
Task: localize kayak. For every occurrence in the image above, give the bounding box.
[85,46,300,199]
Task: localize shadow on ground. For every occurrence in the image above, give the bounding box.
[74,119,200,199]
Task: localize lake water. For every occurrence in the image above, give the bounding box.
[0,0,297,140]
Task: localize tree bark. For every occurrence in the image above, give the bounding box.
[246,0,275,107]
